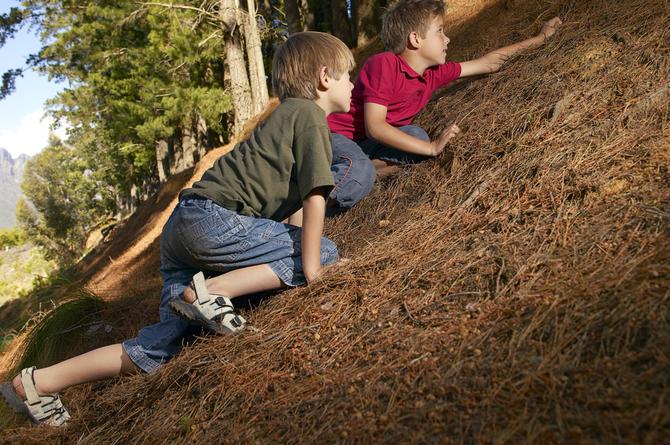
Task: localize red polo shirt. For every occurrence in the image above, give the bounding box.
[328,52,461,141]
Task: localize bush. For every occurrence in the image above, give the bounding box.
[0,227,27,249]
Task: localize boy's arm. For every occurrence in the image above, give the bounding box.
[365,103,460,156]
[459,17,562,77]
[301,187,328,283]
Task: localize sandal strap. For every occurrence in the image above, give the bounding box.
[219,312,246,330]
[191,271,211,304]
[210,295,234,311]
[20,367,41,405]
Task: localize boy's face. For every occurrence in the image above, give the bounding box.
[417,15,450,66]
[328,71,354,113]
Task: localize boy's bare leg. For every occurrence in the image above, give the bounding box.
[281,208,303,227]
[11,268,282,399]
[183,264,283,303]
[287,208,303,227]
[11,343,137,399]
[372,159,401,178]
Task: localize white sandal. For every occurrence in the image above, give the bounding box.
[0,367,70,426]
[169,272,247,334]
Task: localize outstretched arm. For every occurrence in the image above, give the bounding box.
[459,17,562,77]
[301,187,328,283]
[365,103,460,156]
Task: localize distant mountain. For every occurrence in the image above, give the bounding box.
[0,147,29,228]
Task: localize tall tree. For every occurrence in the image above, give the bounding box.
[353,0,385,46]
[18,136,112,263]
[299,0,315,30]
[243,0,269,114]
[220,0,253,133]
[331,0,353,46]
[284,0,302,34]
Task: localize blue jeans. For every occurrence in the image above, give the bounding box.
[329,125,430,213]
[123,197,339,373]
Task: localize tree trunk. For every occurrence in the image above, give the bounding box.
[299,0,314,30]
[331,0,353,46]
[353,0,383,46]
[284,0,301,34]
[243,0,269,114]
[220,0,253,134]
[155,115,209,182]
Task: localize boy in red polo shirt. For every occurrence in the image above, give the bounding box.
[326,0,562,212]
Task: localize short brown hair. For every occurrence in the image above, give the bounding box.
[272,31,355,101]
[381,0,446,54]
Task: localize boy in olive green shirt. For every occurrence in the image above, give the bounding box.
[2,32,354,426]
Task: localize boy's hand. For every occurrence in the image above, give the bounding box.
[539,17,562,40]
[428,124,461,156]
[306,258,349,284]
[304,266,323,284]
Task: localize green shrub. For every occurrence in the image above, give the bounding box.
[0,227,27,249]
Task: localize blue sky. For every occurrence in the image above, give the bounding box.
[0,1,65,159]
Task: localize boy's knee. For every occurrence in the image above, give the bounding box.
[330,156,375,210]
[320,237,339,265]
[399,125,429,141]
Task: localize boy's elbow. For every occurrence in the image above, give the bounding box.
[365,121,382,140]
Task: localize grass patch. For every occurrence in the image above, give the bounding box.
[0,244,56,306]
[11,291,104,374]
[0,335,13,354]
[0,228,27,249]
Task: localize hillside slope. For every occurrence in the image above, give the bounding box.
[3,0,669,443]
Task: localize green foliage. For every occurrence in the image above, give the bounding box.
[18,136,112,264]
[0,265,76,335]
[1,1,240,258]
[29,0,234,191]
[0,245,56,306]
[1,68,23,100]
[11,292,103,373]
[0,7,24,46]
[0,227,27,249]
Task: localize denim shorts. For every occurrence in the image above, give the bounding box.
[329,125,431,214]
[123,197,339,373]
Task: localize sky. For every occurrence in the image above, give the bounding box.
[0,1,66,159]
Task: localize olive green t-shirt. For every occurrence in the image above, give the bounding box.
[180,98,334,222]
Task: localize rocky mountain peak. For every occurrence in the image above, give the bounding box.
[0,147,30,228]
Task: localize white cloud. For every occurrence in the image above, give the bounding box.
[0,109,68,158]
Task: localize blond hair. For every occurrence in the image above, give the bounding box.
[272,31,355,101]
[381,0,446,54]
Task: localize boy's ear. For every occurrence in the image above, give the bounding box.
[408,31,421,50]
[317,66,330,91]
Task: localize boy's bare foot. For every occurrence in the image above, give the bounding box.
[11,374,27,400]
[373,159,401,178]
[10,369,52,400]
[183,284,196,303]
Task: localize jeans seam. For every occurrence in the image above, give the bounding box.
[331,154,354,195]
